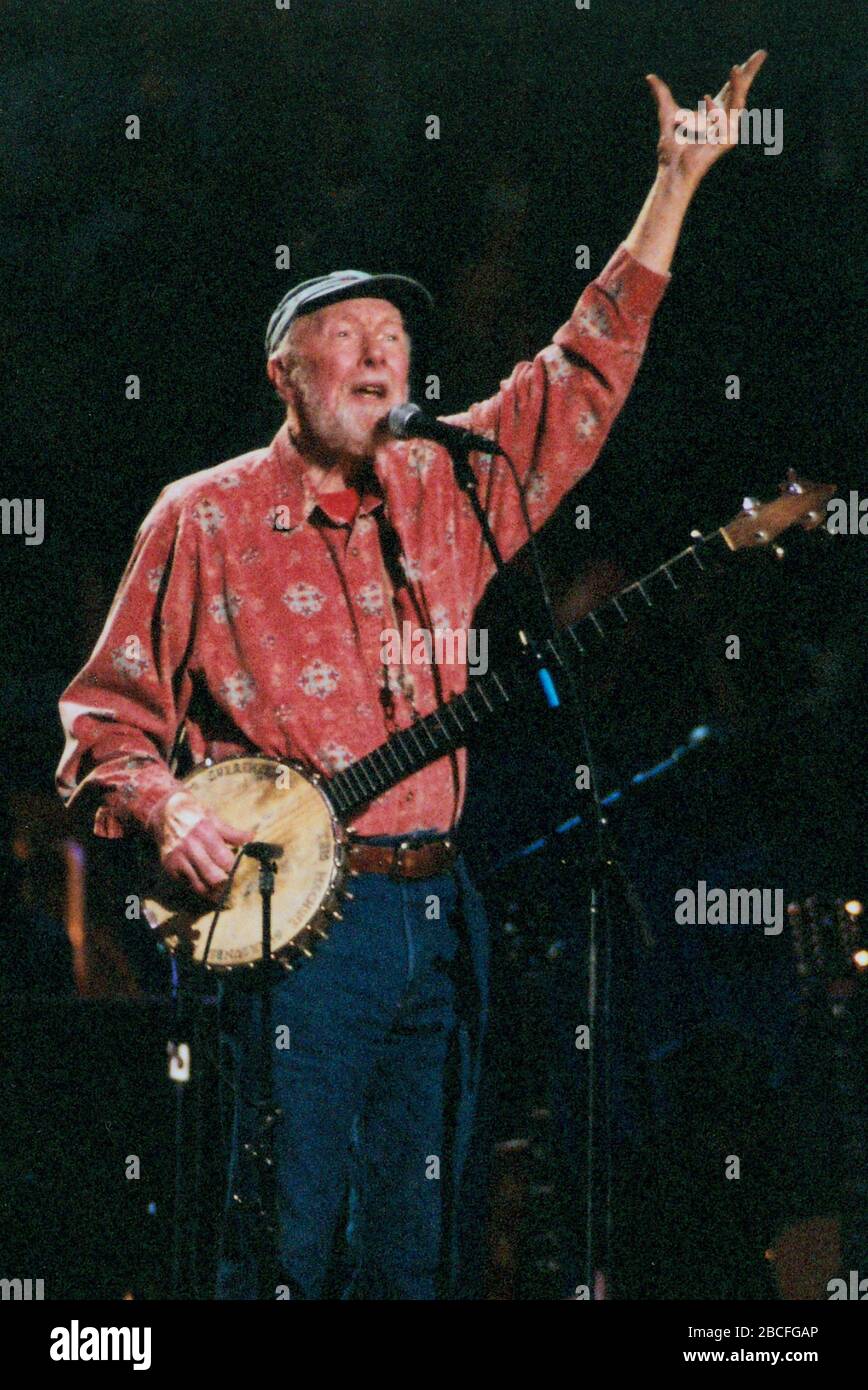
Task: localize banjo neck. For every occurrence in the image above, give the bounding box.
[326,471,835,822]
[325,532,731,819]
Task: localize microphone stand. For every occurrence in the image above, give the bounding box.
[446,440,651,1300]
[446,447,560,708]
[240,842,284,1300]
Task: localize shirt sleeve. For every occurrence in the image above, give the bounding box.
[440,244,670,599]
[55,486,199,839]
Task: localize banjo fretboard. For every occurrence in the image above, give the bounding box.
[327,529,731,818]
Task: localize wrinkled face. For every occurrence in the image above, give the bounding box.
[269,296,411,469]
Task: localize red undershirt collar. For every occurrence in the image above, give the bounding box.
[314,487,382,527]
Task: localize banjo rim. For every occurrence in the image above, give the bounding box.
[156,754,350,974]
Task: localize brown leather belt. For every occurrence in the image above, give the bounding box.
[347,837,458,880]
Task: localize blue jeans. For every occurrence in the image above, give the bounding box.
[215,855,468,1300]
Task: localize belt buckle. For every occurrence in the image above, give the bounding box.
[392,839,412,879]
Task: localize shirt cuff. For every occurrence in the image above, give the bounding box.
[598,242,671,318]
[90,764,185,839]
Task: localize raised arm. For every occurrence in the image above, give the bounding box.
[440,50,768,602]
[625,50,767,273]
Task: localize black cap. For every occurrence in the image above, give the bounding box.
[265,270,433,356]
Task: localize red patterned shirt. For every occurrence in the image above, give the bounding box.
[57,245,669,838]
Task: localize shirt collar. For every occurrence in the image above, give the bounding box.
[266,420,387,532]
[315,487,386,527]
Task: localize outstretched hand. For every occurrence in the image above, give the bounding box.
[645,51,767,189]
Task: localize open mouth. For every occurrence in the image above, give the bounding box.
[350,383,388,400]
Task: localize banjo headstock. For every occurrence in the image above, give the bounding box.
[720,470,836,553]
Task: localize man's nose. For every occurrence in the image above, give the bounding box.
[360,336,386,365]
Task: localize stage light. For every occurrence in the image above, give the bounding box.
[852,949,868,971]
[844,900,863,916]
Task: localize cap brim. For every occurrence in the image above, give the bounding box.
[295,274,434,334]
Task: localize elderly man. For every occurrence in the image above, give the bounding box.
[57,55,766,1299]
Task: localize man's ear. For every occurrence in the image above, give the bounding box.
[267,357,301,429]
[267,354,291,401]
[284,396,301,438]
[268,361,301,436]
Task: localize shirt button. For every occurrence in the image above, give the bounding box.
[349,546,359,557]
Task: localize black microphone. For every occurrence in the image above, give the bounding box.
[386,402,503,456]
[242,842,284,862]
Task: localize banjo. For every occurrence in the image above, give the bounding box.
[142,472,834,973]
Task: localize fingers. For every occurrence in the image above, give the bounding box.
[645,72,676,119]
[163,815,250,898]
[196,820,242,875]
[742,49,768,80]
[648,51,766,129]
[164,847,211,898]
[726,49,768,110]
[714,51,767,109]
[210,814,255,846]
[702,92,731,135]
[157,790,259,898]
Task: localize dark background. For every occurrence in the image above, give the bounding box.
[0,0,864,1299]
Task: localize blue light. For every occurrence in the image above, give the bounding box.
[632,754,680,785]
[517,836,547,858]
[486,720,717,875]
[537,667,560,709]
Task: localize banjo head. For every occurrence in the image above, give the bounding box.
[142,757,346,972]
